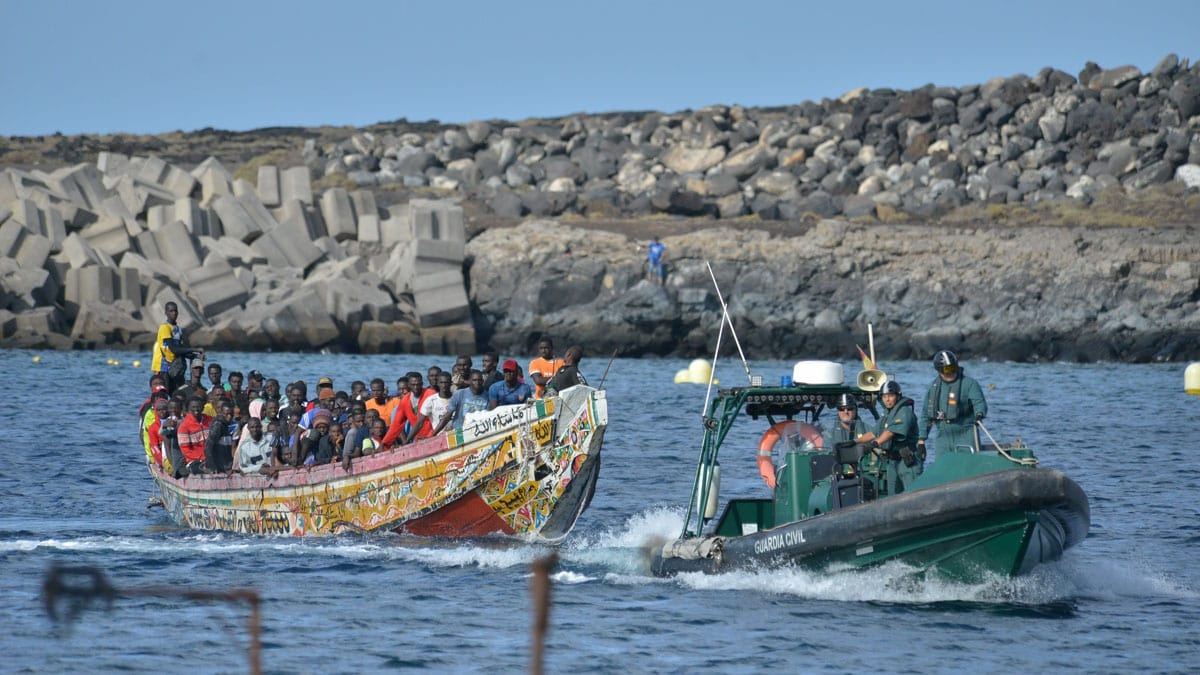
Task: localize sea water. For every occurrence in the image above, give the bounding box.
[1,349,1197,673]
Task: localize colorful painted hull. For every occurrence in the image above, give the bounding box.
[149,386,607,539]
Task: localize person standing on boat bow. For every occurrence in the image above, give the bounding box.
[861,380,921,496]
[151,301,204,394]
[918,350,988,457]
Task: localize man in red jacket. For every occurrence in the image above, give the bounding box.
[177,396,212,476]
[382,371,436,448]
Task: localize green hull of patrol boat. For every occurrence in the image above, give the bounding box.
[650,380,1089,582]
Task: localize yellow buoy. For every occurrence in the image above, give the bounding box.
[32,355,41,363]
[674,369,691,384]
[113,360,122,366]
[1186,363,1200,395]
[132,360,141,368]
[687,358,713,384]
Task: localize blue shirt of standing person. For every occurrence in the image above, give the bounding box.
[488,359,533,409]
[647,237,665,284]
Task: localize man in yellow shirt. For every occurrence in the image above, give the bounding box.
[151,301,203,393]
[528,336,564,399]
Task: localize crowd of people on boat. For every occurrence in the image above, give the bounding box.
[141,301,589,480]
[813,349,988,495]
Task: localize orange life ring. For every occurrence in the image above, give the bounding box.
[757,421,823,488]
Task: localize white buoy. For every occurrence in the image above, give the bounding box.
[32,355,41,363]
[1186,363,1200,396]
[674,369,691,384]
[132,360,142,368]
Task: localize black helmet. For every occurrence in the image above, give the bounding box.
[933,350,958,370]
[835,393,856,409]
[881,380,902,395]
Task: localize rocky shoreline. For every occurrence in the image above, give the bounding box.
[2,55,1199,362]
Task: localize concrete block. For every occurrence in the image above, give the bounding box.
[410,199,465,242]
[43,207,67,252]
[210,194,262,243]
[190,156,233,181]
[350,189,377,220]
[199,234,267,268]
[357,320,423,354]
[379,205,413,247]
[153,220,202,271]
[0,171,17,205]
[319,187,357,241]
[0,309,15,338]
[56,232,103,269]
[0,220,25,258]
[232,178,256,197]
[182,259,250,318]
[280,166,313,205]
[357,213,381,243]
[80,217,132,258]
[99,195,142,237]
[64,265,120,318]
[313,236,345,261]
[1,267,57,310]
[9,198,44,234]
[116,267,142,304]
[15,231,51,270]
[412,269,470,327]
[199,166,233,207]
[0,203,10,227]
[70,299,145,344]
[136,156,168,185]
[63,163,109,212]
[146,204,171,231]
[234,190,277,237]
[173,198,205,236]
[114,174,151,216]
[119,250,177,285]
[134,229,161,260]
[257,165,280,207]
[420,322,476,355]
[412,238,465,264]
[13,306,66,335]
[276,198,325,239]
[161,165,197,199]
[97,152,130,176]
[252,225,323,272]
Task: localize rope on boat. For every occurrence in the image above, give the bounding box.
[976,421,1038,466]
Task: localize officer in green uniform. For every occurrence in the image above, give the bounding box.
[866,380,920,496]
[917,350,988,458]
[822,393,868,448]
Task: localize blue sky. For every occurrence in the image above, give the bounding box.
[2,0,1196,137]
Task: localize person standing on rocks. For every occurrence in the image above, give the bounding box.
[151,301,203,393]
[918,350,988,458]
[646,236,666,285]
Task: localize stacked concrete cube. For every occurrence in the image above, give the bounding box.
[1,153,475,354]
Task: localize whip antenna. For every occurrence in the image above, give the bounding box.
[705,261,752,385]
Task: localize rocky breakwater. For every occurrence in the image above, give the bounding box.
[0,154,475,353]
[308,55,1200,220]
[468,220,1200,363]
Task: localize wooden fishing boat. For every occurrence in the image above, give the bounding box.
[649,362,1089,581]
[148,385,607,540]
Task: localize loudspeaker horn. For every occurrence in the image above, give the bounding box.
[857,369,885,392]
